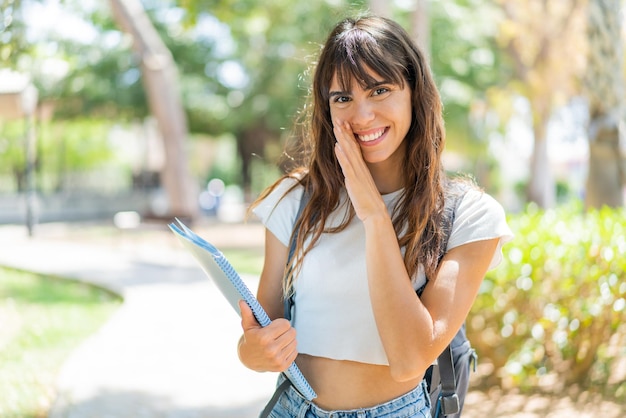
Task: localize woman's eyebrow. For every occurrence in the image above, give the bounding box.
[328,80,390,98]
[328,90,348,99]
[364,80,390,89]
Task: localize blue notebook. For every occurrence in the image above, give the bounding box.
[168,218,317,401]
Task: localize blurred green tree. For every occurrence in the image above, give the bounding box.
[0,0,28,63]
[492,0,587,208]
[428,1,504,170]
[0,0,149,195]
[2,0,514,204]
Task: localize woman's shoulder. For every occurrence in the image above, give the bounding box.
[445,177,499,213]
[461,188,501,210]
[446,179,513,248]
[266,175,303,199]
[445,176,479,200]
[251,175,305,246]
[254,176,304,214]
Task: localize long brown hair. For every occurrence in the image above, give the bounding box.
[252,15,447,296]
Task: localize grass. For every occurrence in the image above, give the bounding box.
[0,268,122,418]
[221,248,264,275]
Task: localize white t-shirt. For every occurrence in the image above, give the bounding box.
[253,177,514,365]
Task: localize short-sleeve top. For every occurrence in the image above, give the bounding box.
[253,177,514,365]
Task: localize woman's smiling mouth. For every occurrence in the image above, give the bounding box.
[357,127,388,143]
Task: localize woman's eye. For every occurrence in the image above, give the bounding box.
[330,95,351,107]
[373,87,390,96]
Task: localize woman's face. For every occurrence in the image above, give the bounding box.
[328,68,412,166]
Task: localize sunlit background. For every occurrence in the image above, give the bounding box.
[1,0,625,417]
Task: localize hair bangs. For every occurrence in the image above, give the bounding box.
[331,27,407,94]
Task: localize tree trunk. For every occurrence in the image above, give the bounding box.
[411,0,430,58]
[583,0,625,208]
[369,0,392,18]
[527,122,556,208]
[368,1,429,58]
[527,95,556,208]
[586,116,624,207]
[108,0,198,219]
[238,123,269,201]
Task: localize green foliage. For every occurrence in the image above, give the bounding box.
[0,120,26,179]
[0,268,121,417]
[0,118,117,193]
[37,15,149,120]
[41,119,113,169]
[469,203,626,397]
[0,0,29,66]
[5,0,512,195]
[40,119,116,192]
[429,0,504,150]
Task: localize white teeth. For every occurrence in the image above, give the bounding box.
[358,129,385,142]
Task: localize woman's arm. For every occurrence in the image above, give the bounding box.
[237,229,298,372]
[333,118,499,381]
[365,217,498,381]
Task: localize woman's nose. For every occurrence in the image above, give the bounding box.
[349,100,375,126]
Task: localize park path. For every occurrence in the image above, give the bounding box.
[0,220,276,417]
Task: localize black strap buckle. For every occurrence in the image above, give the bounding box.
[439,393,460,415]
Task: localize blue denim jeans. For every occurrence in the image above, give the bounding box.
[264,374,431,418]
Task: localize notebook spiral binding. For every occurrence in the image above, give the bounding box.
[213,256,271,327]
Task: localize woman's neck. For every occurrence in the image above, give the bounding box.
[367,162,404,194]
[366,143,406,194]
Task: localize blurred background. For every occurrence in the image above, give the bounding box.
[3,0,624,226]
[1,0,625,417]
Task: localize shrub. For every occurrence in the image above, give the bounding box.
[468,203,626,397]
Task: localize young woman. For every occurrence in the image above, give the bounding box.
[238,15,513,418]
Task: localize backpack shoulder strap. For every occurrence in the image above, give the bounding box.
[432,182,471,417]
[437,345,459,416]
[417,183,466,297]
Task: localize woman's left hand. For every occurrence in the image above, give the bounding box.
[333,120,387,221]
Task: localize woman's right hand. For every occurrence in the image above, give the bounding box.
[238,300,298,372]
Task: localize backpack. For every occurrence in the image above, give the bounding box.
[284,185,476,417]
